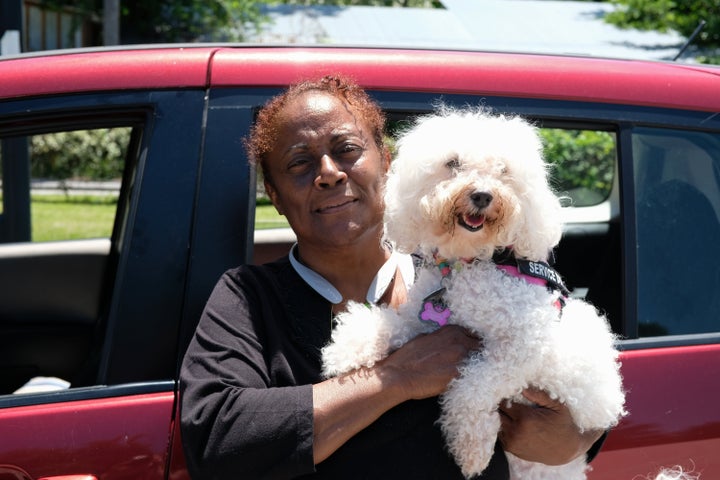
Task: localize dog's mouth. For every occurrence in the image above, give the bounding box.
[458,212,486,232]
[456,191,493,232]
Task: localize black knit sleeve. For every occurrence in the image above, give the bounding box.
[180,267,316,479]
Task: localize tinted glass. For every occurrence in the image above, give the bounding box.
[634,127,720,336]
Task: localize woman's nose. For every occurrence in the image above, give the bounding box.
[315,154,348,188]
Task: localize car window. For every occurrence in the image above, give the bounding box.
[0,122,138,397]
[386,116,616,208]
[0,127,129,243]
[253,120,616,233]
[541,128,615,207]
[633,127,720,337]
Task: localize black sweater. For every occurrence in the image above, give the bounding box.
[180,256,509,479]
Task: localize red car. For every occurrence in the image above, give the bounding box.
[0,46,719,479]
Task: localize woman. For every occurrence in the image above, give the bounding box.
[180,75,603,479]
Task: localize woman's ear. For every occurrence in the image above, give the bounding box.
[264,179,284,216]
[382,147,392,173]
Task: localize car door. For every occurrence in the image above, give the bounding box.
[0,88,206,479]
[589,119,720,479]
[185,82,720,477]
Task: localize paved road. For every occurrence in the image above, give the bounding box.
[28,179,121,196]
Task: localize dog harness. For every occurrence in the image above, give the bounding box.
[492,248,570,298]
[418,249,569,327]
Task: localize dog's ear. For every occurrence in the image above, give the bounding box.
[383,185,414,254]
[502,118,564,261]
[512,182,563,261]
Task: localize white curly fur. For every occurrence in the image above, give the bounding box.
[650,466,699,480]
[321,107,627,479]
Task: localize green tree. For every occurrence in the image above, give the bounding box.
[605,0,720,63]
[541,129,616,206]
[121,0,267,42]
[40,0,268,43]
[30,128,130,180]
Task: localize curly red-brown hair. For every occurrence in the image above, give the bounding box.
[245,74,386,185]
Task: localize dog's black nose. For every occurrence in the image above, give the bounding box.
[470,191,493,209]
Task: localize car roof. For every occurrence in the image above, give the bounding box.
[2,45,720,112]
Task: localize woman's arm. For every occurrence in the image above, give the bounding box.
[180,270,318,479]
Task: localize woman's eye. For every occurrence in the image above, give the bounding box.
[287,157,311,172]
[337,143,363,156]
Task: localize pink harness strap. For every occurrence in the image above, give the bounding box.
[419,251,567,327]
[496,264,548,288]
[496,264,566,311]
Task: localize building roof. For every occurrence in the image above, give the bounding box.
[254,0,688,62]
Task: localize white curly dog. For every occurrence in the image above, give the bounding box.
[321,107,627,479]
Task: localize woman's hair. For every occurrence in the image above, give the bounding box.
[244,74,386,185]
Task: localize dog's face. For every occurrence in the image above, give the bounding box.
[384,109,563,261]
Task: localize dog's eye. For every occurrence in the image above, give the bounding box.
[446,157,460,171]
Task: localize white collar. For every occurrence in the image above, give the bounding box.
[289,243,415,305]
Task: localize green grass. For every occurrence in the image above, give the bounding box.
[31,195,117,242]
[254,204,289,230]
[17,195,289,243]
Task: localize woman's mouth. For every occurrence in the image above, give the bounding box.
[316,198,357,213]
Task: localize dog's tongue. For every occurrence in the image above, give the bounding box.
[463,213,485,228]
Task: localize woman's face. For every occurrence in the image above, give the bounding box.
[263,91,389,250]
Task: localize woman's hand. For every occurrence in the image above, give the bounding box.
[378,325,481,401]
[498,387,604,465]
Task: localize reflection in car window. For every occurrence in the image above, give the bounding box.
[634,127,720,337]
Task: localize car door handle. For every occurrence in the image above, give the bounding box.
[37,476,97,480]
